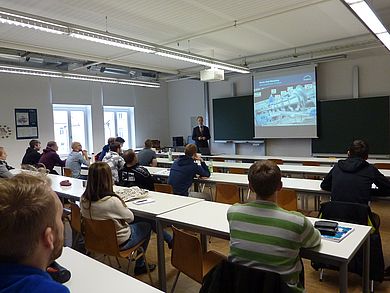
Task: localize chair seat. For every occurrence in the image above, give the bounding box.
[202,251,226,279]
[118,240,145,258]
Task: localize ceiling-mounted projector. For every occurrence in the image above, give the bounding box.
[200,68,224,82]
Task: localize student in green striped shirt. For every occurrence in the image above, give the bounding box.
[227,160,321,292]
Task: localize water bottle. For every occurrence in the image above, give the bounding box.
[208,159,214,173]
[91,152,95,163]
[168,148,173,161]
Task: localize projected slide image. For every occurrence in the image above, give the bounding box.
[254,72,316,127]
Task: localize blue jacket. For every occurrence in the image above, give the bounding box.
[98,144,110,161]
[167,155,210,196]
[0,263,69,293]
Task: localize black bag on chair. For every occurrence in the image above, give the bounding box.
[311,201,384,282]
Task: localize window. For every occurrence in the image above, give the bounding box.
[53,105,91,155]
[103,106,135,150]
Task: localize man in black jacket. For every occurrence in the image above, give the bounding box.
[21,139,41,166]
[321,139,390,205]
[192,116,211,153]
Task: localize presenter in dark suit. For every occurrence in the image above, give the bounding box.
[192,116,211,152]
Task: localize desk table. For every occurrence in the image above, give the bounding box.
[156,201,371,293]
[58,247,162,292]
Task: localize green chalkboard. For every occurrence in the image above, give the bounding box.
[213,95,254,141]
[312,97,390,155]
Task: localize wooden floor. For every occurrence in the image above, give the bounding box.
[64,198,390,293]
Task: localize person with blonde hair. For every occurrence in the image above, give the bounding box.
[0,174,68,292]
[81,162,155,275]
[65,141,90,179]
[0,146,14,178]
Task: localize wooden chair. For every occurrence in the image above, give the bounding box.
[154,183,173,194]
[374,163,390,170]
[302,161,321,167]
[83,218,153,284]
[69,202,82,248]
[276,189,297,211]
[63,167,73,177]
[269,159,284,165]
[170,226,225,293]
[228,167,246,174]
[215,183,240,204]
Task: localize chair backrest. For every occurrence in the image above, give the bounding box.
[70,202,81,233]
[374,163,390,170]
[276,189,297,211]
[171,226,203,283]
[63,167,73,177]
[154,183,173,194]
[83,218,120,256]
[200,259,291,293]
[228,167,246,174]
[302,161,321,167]
[269,159,284,165]
[215,183,240,204]
[319,201,371,225]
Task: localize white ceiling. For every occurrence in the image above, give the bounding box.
[0,0,388,77]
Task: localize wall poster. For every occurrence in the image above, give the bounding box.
[15,108,38,139]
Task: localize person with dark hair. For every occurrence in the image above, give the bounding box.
[227,160,320,293]
[167,143,210,196]
[119,149,155,190]
[137,139,157,167]
[192,116,211,152]
[39,141,65,175]
[0,147,14,178]
[98,137,116,161]
[321,139,390,204]
[22,139,42,166]
[0,174,68,292]
[80,162,155,275]
[102,141,125,183]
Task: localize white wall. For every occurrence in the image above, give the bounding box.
[167,79,205,144]
[167,51,390,157]
[0,73,169,167]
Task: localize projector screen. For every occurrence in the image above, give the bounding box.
[253,65,317,138]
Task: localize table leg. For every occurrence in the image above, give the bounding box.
[156,220,166,291]
[362,234,370,293]
[339,262,348,293]
[200,233,207,252]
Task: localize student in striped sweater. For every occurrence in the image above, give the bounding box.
[227,160,321,293]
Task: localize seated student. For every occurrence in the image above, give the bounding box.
[321,139,390,205]
[227,160,321,293]
[167,143,210,197]
[137,139,157,167]
[65,141,90,179]
[119,149,155,190]
[98,137,115,161]
[102,142,125,184]
[39,141,66,175]
[80,162,155,275]
[0,147,14,178]
[21,139,42,166]
[0,174,69,293]
[119,149,173,248]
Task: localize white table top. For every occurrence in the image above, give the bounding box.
[157,201,371,262]
[58,247,162,293]
[156,157,390,178]
[156,152,390,166]
[146,166,326,194]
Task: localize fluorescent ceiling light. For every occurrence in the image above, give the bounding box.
[69,28,156,54]
[376,32,390,51]
[0,10,68,34]
[345,0,386,34]
[0,65,160,88]
[156,49,250,73]
[0,7,250,74]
